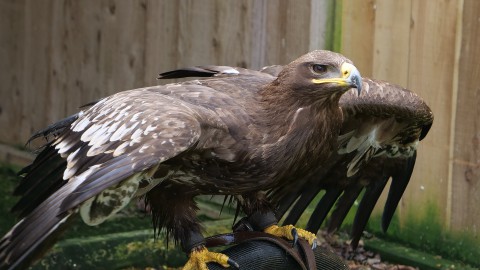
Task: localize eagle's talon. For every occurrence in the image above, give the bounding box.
[312,239,318,250]
[291,227,298,247]
[227,258,240,269]
[264,224,317,249]
[183,246,233,270]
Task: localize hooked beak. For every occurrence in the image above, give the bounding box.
[311,62,362,96]
[341,62,362,96]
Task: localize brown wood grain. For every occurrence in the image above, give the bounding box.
[0,0,25,144]
[340,0,480,236]
[404,0,459,224]
[341,0,375,77]
[450,0,480,235]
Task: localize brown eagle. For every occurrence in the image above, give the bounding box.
[0,50,362,269]
[157,64,433,250]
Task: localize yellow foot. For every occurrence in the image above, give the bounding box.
[182,246,239,270]
[264,224,318,248]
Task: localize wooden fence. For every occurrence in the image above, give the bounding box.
[342,0,480,238]
[0,0,478,240]
[0,0,335,144]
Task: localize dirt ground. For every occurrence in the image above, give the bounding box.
[319,231,418,270]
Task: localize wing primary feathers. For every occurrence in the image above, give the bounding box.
[12,144,68,218]
[327,185,363,234]
[0,185,75,270]
[382,154,416,232]
[305,188,343,233]
[11,161,66,218]
[274,189,303,221]
[350,175,389,248]
[419,122,433,141]
[14,144,59,193]
[282,185,322,226]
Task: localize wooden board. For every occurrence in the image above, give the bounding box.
[340,0,467,231]
[450,0,480,235]
[0,0,331,145]
[340,0,375,77]
[372,0,411,86]
[404,0,459,224]
[0,0,25,144]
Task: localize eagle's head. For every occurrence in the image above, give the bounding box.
[275,50,362,104]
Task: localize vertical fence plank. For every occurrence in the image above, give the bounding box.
[362,0,413,220]
[341,0,466,230]
[144,0,258,84]
[403,0,459,224]
[451,0,480,235]
[0,0,25,144]
[264,0,314,65]
[21,0,54,142]
[144,0,180,85]
[372,0,412,86]
[341,0,375,77]
[49,0,148,123]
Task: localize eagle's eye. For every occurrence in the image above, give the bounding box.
[312,64,328,74]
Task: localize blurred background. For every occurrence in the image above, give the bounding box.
[0,0,479,269]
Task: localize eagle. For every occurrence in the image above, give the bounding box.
[0,50,363,270]
[156,64,433,253]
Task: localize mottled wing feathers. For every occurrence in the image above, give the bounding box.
[156,65,434,246]
[156,65,433,246]
[337,78,433,176]
[277,79,432,247]
[1,87,204,269]
[55,89,203,211]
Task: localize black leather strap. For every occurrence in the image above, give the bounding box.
[247,211,278,231]
[181,230,206,253]
[205,231,317,270]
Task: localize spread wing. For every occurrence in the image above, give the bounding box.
[0,87,206,269]
[157,66,434,247]
[275,78,433,247]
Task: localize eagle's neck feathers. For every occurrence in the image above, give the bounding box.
[256,84,344,182]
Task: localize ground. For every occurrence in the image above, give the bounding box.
[318,231,418,270]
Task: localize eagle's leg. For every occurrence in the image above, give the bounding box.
[146,185,238,269]
[181,230,238,270]
[242,192,318,248]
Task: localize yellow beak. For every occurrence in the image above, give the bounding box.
[311,62,362,95]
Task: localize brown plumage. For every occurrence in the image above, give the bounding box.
[155,65,433,248]
[0,50,362,269]
[275,78,433,248]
